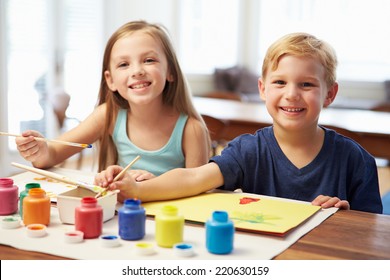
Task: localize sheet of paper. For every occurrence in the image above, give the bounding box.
[143,193,321,236]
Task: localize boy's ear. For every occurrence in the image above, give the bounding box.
[323,82,338,108]
[258,78,266,101]
[104,70,117,91]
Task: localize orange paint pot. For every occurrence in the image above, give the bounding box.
[23,188,50,226]
[26,224,47,237]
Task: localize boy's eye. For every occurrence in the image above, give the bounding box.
[274,80,285,85]
[301,82,314,87]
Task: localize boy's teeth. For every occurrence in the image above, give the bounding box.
[283,108,303,112]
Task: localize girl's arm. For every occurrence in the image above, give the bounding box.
[95,162,223,202]
[15,104,107,169]
[182,117,210,167]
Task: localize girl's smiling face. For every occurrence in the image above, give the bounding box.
[259,55,337,132]
[104,30,172,106]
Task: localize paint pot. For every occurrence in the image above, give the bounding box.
[100,235,120,247]
[26,224,47,238]
[155,205,184,248]
[118,198,145,240]
[1,216,21,229]
[134,242,156,256]
[75,197,103,239]
[0,178,19,215]
[206,210,234,254]
[19,183,41,218]
[174,243,195,257]
[64,231,84,243]
[22,188,50,226]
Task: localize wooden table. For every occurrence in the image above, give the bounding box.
[275,210,390,259]
[194,97,390,161]
[1,209,390,260]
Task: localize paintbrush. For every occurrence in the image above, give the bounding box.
[11,162,102,193]
[95,155,141,198]
[0,132,92,149]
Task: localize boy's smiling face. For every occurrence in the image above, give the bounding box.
[259,55,338,133]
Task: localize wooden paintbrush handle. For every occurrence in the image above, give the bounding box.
[11,162,95,191]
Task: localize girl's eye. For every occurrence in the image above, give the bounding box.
[144,58,156,64]
[118,62,128,68]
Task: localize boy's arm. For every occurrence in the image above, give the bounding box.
[311,195,350,210]
[96,162,224,202]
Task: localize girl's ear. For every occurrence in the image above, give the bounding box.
[167,72,174,82]
[104,70,117,91]
[258,78,266,101]
[323,82,338,108]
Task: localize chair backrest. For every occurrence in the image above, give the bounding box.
[51,90,71,128]
[51,90,84,169]
[202,115,228,156]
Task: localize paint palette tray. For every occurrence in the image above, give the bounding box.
[57,188,117,224]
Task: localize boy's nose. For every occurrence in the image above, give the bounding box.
[285,85,301,100]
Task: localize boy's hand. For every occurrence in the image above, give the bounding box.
[311,195,350,210]
[15,130,49,162]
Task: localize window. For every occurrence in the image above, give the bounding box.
[4,0,103,147]
[258,0,390,82]
[6,0,50,138]
[62,0,104,120]
[178,0,240,74]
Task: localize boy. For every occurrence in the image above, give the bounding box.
[95,33,383,214]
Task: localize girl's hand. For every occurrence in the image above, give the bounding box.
[15,130,49,162]
[94,165,139,203]
[94,165,124,188]
[129,169,155,181]
[311,195,350,210]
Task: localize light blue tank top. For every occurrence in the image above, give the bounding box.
[112,109,188,176]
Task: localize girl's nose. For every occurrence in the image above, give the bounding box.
[131,65,145,77]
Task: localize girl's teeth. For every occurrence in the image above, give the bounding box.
[132,83,149,89]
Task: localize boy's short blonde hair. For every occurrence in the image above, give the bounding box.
[261,33,338,87]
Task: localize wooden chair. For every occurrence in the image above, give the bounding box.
[202,115,228,156]
[323,125,360,140]
[204,91,242,102]
[51,90,84,169]
[372,101,390,112]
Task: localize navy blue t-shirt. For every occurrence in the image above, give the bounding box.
[211,126,383,214]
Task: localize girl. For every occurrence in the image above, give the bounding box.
[16,21,210,185]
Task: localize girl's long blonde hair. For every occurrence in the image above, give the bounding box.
[96,20,208,171]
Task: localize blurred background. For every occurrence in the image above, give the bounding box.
[1,0,390,178]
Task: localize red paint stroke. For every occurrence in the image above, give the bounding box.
[239,197,260,205]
